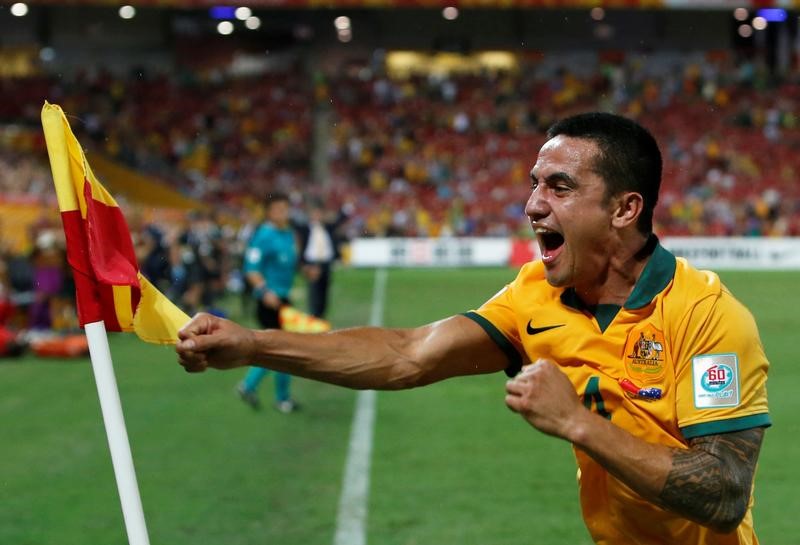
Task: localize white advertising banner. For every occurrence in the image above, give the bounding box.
[661,237,800,270]
[349,237,511,267]
[349,237,800,270]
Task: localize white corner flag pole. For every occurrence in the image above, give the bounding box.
[84,321,151,545]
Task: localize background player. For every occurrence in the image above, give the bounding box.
[236,192,301,414]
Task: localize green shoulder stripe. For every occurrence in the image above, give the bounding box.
[461,311,522,377]
[681,413,772,439]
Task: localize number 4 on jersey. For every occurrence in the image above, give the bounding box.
[583,376,611,419]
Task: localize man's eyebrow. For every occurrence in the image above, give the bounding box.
[530,171,577,185]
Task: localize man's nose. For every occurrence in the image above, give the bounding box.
[525,189,551,221]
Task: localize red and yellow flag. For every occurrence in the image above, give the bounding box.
[279,306,331,333]
[41,102,190,344]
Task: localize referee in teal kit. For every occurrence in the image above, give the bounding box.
[236,192,300,413]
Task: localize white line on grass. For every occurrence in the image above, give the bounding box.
[333,268,387,545]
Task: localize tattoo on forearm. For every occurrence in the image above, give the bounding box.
[659,427,764,532]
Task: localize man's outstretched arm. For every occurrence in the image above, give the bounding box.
[176,312,510,390]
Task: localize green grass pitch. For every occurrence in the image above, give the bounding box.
[0,268,796,544]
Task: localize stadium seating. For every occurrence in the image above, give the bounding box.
[2,49,800,247]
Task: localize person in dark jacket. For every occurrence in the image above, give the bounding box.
[296,200,348,318]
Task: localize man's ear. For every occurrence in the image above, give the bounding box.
[611,192,644,229]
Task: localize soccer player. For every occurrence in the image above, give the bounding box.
[177,113,770,544]
[235,192,300,414]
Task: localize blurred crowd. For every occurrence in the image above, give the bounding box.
[3,49,800,241]
[326,51,800,237]
[0,206,235,345]
[3,48,800,341]
[0,194,345,350]
[0,65,313,205]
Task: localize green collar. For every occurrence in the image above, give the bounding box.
[560,235,677,314]
[623,236,676,309]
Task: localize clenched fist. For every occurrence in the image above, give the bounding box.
[176,312,259,373]
[504,358,586,442]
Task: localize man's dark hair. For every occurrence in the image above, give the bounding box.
[266,192,290,207]
[546,112,662,234]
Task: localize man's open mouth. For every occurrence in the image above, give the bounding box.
[535,227,565,262]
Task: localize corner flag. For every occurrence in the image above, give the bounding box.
[41,102,193,545]
[41,102,189,343]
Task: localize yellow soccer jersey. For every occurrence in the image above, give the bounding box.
[464,241,770,545]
